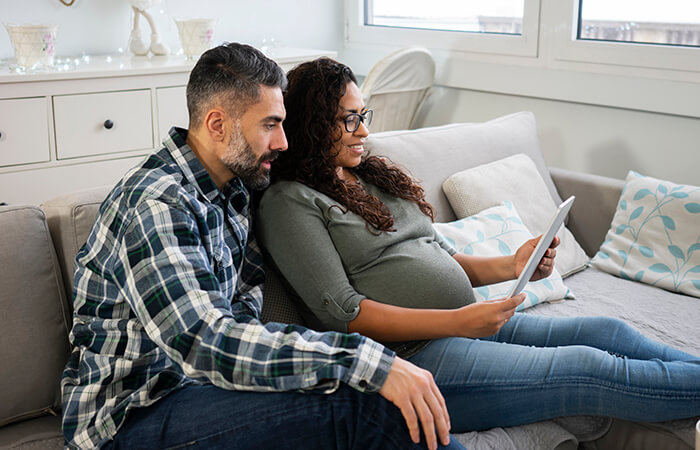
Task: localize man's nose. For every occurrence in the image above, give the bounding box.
[273,128,288,152]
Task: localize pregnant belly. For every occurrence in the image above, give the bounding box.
[349,248,475,310]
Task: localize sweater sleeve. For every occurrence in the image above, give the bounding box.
[257,183,367,333]
[432,227,457,255]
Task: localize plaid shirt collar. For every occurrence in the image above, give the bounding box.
[165,127,249,214]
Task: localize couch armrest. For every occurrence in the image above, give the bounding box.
[549,167,624,258]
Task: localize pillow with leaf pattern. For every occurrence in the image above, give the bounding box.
[591,171,700,298]
[433,201,574,311]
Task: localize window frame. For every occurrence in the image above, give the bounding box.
[344,0,541,57]
[551,0,700,73]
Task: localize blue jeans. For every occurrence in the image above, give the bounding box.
[408,314,700,432]
[105,383,466,450]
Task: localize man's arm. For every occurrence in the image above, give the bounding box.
[114,198,392,393]
[118,198,451,448]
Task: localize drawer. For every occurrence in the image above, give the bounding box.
[156,86,188,145]
[0,97,50,167]
[53,90,154,159]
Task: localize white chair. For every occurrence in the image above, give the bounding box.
[360,47,436,132]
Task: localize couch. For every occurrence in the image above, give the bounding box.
[1,111,697,449]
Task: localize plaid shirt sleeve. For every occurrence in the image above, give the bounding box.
[114,198,394,392]
[234,227,266,317]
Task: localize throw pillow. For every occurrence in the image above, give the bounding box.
[433,201,575,311]
[590,171,700,298]
[442,153,590,277]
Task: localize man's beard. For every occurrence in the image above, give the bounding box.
[222,126,278,190]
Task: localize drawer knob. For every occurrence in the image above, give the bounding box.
[103,119,114,130]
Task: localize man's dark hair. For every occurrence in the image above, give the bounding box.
[186,42,287,127]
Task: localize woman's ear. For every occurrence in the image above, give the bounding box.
[204,108,229,143]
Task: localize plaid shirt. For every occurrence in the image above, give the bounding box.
[61,128,395,449]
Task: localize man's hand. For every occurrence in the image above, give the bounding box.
[515,235,559,282]
[378,357,451,450]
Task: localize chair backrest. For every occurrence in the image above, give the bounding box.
[360,47,436,132]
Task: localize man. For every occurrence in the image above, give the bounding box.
[61,43,461,450]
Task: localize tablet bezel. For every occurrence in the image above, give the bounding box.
[505,196,575,299]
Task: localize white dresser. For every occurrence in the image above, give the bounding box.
[0,48,336,205]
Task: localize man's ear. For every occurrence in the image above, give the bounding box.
[204,108,229,143]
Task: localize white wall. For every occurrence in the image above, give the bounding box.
[0,0,343,60]
[413,88,700,186]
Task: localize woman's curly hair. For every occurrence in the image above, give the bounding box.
[272,57,434,232]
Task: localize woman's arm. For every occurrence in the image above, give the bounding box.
[451,254,516,287]
[348,295,525,342]
[452,236,560,287]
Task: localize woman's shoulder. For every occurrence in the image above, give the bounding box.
[260,180,332,212]
[263,180,319,200]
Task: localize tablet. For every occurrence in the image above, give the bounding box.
[505,196,575,299]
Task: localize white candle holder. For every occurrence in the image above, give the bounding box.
[174,18,216,59]
[5,24,58,70]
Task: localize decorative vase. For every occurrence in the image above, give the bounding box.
[5,24,58,69]
[174,18,216,59]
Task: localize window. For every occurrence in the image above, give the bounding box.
[345,0,540,57]
[551,0,700,74]
[578,0,700,48]
[365,0,525,36]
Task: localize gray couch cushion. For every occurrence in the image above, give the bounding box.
[525,267,700,357]
[0,415,63,449]
[41,186,111,309]
[0,206,71,427]
[367,111,562,223]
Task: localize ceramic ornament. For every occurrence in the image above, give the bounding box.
[127,0,170,56]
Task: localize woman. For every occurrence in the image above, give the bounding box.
[257,57,700,432]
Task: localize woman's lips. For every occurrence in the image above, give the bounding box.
[348,144,364,155]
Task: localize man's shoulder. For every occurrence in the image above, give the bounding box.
[118,152,193,208]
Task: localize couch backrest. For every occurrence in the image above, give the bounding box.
[367,111,562,223]
[0,206,71,427]
[42,186,113,310]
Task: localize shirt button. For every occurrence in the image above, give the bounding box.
[358,380,368,388]
[323,299,329,305]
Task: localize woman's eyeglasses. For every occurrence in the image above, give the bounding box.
[342,109,373,133]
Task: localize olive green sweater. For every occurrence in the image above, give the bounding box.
[257,179,476,356]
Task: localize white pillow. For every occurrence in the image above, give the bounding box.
[442,153,589,277]
[591,171,700,298]
[434,201,574,311]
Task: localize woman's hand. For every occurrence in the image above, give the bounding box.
[514,235,559,282]
[453,294,525,338]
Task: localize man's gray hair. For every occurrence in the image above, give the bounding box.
[186,42,287,127]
